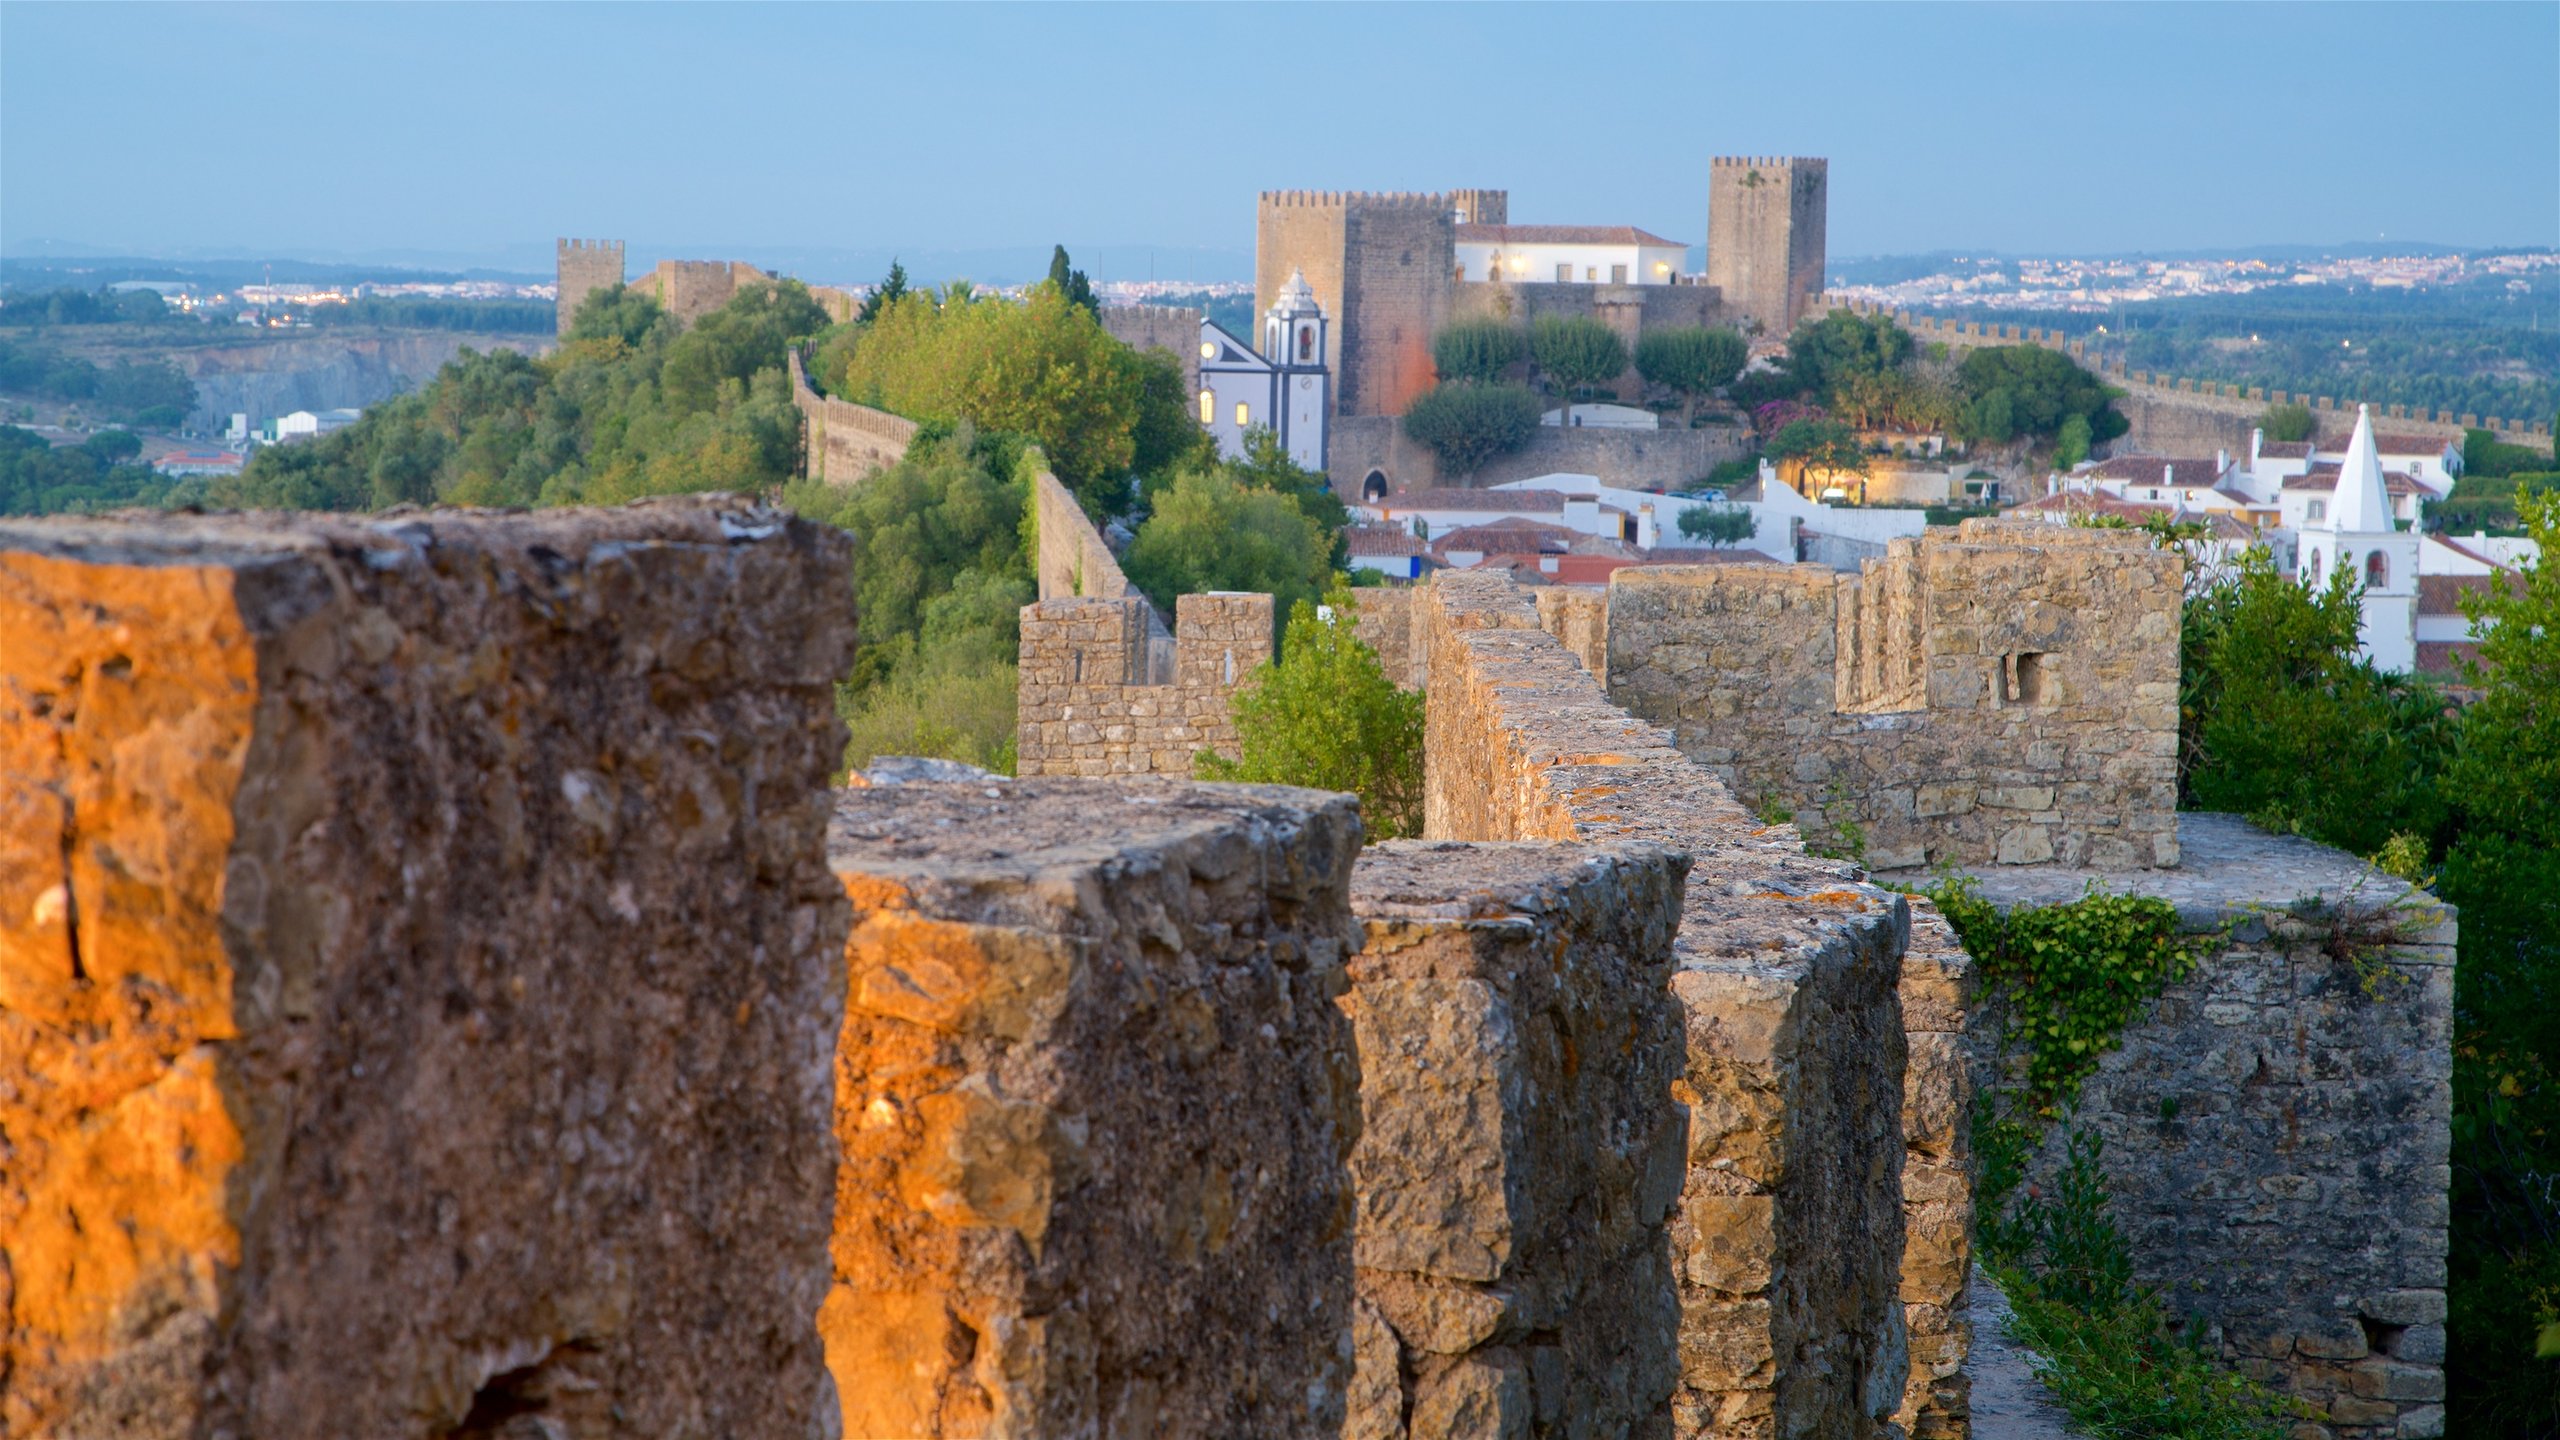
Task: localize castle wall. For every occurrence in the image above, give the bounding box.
[822,778,1364,1437]
[628,258,774,327]
[788,349,919,485]
[1819,297,2553,447]
[1014,592,1270,776]
[1099,303,1204,397]
[1349,583,1422,690]
[1416,569,1926,1440]
[554,237,625,335]
[1329,411,1750,498]
[1345,840,1689,1437]
[0,500,857,1438]
[1605,521,2183,871]
[1955,813,2454,1440]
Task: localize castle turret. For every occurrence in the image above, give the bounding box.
[1706,158,1828,336]
[555,238,626,337]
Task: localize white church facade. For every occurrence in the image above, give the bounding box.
[1199,270,1329,472]
[2300,406,2422,674]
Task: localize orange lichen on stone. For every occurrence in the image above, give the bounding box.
[0,552,258,1434]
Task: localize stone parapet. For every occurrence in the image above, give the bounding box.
[789,349,920,485]
[822,778,1363,1438]
[1896,899,1975,1438]
[1607,521,2181,871]
[1415,569,1921,1440]
[0,500,857,1438]
[1929,813,2452,1440]
[1015,592,1272,777]
[1344,840,1690,1438]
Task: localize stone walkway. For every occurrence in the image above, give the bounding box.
[1967,1265,2080,1440]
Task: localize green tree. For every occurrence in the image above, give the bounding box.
[1221,427,1349,567]
[1123,467,1332,625]
[1956,345,2127,447]
[1766,418,1868,484]
[1046,245,1098,317]
[828,284,1149,518]
[2258,402,2316,444]
[1529,315,1629,397]
[1197,590,1424,839]
[1432,319,1527,384]
[2438,491,2560,1429]
[2056,413,2094,468]
[855,258,909,325]
[1677,503,1756,547]
[568,283,672,348]
[1636,326,1749,418]
[2178,549,2450,853]
[1401,382,1542,477]
[1781,309,1914,398]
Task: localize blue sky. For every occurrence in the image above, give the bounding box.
[4,2,2554,281]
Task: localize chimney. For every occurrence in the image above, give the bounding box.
[1637,503,1657,549]
[2250,426,2264,464]
[1538,554,1560,575]
[2216,448,2230,478]
[2162,464,2174,487]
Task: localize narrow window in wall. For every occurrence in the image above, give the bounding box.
[1585,266,1599,281]
[1199,389,1214,426]
[1611,264,1628,283]
[2001,652,2049,705]
[1236,401,1250,428]
[2308,499,2326,522]
[2366,550,2390,587]
[1555,263,1571,283]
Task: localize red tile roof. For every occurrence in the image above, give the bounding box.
[1434,520,1573,556]
[2255,440,2314,460]
[1456,224,1689,249]
[2418,572,2520,616]
[2090,456,2227,487]
[2415,640,2485,679]
[2284,465,2424,496]
[2371,434,2459,459]
[1344,521,1428,559]
[1375,488,1568,513]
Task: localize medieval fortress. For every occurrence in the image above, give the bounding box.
[0,162,2450,1439]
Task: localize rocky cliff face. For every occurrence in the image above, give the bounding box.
[168,331,551,427]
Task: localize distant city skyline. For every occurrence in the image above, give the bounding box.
[4,2,2554,283]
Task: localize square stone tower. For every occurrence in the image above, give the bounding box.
[1706,157,1827,336]
[555,237,625,336]
[1257,190,1474,419]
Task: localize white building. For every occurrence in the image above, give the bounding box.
[271,407,362,443]
[1198,271,1328,472]
[2300,406,2421,674]
[1455,225,1688,286]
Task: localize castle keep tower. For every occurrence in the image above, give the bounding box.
[555,238,625,336]
[1706,157,1827,336]
[1257,190,1497,419]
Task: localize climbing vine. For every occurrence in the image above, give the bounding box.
[1921,875,2219,1113]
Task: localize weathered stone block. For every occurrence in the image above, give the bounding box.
[0,500,856,1438]
[823,778,1362,1437]
[1345,839,1688,1439]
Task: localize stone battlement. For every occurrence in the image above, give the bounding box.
[1258,188,1460,210]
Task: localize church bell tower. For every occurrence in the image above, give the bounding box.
[1264,269,1330,473]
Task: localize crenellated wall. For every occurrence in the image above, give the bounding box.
[1606,520,2183,870]
[1014,592,1270,776]
[788,349,919,484]
[1415,569,1957,1440]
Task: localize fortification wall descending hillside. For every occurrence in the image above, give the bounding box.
[0,499,858,1438]
[787,350,918,484]
[1819,296,2553,448]
[1606,522,2183,870]
[1942,814,2454,1440]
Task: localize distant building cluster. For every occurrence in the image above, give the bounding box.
[2027,405,2538,680]
[1833,249,2560,315]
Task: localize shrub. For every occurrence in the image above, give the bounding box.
[1635,326,1748,401]
[1432,319,1525,384]
[1198,591,1424,839]
[1401,382,1542,477]
[1528,315,1628,394]
[2258,403,2315,443]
